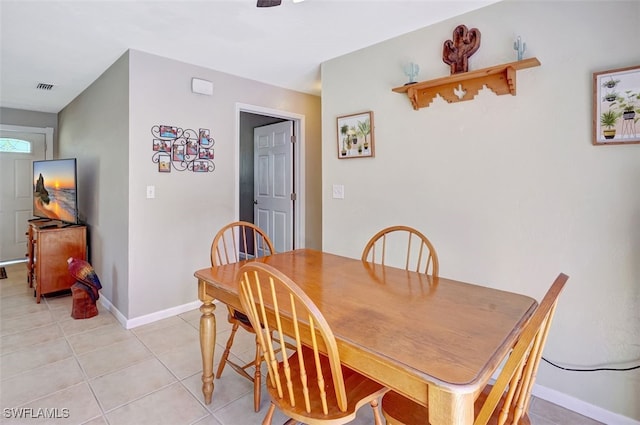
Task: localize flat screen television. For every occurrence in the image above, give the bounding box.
[33,158,79,224]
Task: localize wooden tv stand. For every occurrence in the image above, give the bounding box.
[26,220,87,303]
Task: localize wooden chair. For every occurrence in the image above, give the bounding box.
[210,221,275,412]
[238,262,389,425]
[380,273,568,425]
[361,225,439,277]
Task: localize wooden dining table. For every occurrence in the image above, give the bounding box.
[194,249,537,425]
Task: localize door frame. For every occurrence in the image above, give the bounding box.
[235,103,305,249]
[0,124,54,264]
[0,124,54,159]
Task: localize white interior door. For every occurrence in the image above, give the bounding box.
[254,121,293,253]
[0,131,47,262]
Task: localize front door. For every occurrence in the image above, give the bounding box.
[0,131,47,262]
[254,121,293,253]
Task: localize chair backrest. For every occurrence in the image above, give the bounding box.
[361,225,439,277]
[211,221,275,267]
[238,262,348,415]
[474,273,568,425]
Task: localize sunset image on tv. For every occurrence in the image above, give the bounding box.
[33,159,77,223]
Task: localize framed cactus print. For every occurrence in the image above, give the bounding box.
[593,65,640,145]
[337,111,374,159]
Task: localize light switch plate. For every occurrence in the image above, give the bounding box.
[332,184,344,199]
[146,185,155,199]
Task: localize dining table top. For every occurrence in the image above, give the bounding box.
[194,248,537,398]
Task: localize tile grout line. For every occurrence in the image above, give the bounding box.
[48,297,202,423]
[145,312,240,420]
[78,308,209,423]
[46,294,110,425]
[3,264,208,424]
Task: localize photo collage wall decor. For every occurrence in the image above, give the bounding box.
[151,124,215,172]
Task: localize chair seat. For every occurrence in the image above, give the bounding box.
[381,385,531,425]
[267,346,387,424]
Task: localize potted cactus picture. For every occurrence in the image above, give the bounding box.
[616,90,639,120]
[601,77,620,89]
[593,65,640,145]
[340,123,349,156]
[336,111,375,158]
[600,110,620,139]
[357,119,371,151]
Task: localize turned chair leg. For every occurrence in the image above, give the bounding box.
[370,398,383,425]
[216,322,239,378]
[262,403,276,425]
[253,336,262,412]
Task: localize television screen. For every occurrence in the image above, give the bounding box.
[33,158,78,224]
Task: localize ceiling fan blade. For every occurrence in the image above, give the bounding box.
[257,0,282,6]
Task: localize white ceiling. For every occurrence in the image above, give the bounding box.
[0,0,499,114]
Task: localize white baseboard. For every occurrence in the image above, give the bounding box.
[533,383,639,425]
[97,296,202,329]
[97,296,128,328]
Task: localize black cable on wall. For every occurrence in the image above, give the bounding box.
[542,357,640,372]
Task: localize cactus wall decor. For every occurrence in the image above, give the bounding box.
[442,25,481,75]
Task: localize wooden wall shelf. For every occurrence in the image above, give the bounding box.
[392,57,541,110]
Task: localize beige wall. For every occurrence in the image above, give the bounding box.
[58,52,130,315]
[321,0,639,422]
[127,50,321,319]
[58,49,321,322]
[0,107,57,130]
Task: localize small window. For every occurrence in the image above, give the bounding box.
[0,138,31,153]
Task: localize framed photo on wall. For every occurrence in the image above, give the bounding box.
[159,125,178,139]
[593,65,640,145]
[336,111,374,159]
[158,153,171,172]
[173,144,185,162]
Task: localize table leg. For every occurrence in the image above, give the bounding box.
[427,386,474,425]
[199,280,216,405]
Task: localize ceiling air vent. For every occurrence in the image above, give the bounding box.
[36,83,54,90]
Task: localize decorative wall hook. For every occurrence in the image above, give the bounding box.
[514,36,526,61]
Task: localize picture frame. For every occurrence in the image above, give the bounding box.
[593,65,640,145]
[193,160,209,172]
[158,153,171,172]
[199,147,214,159]
[153,139,171,153]
[186,140,198,156]
[199,128,212,146]
[336,111,374,159]
[150,124,215,173]
[152,139,163,151]
[159,125,178,139]
[173,144,185,162]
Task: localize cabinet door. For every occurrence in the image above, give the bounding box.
[36,227,86,295]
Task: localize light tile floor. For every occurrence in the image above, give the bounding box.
[0,262,603,425]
